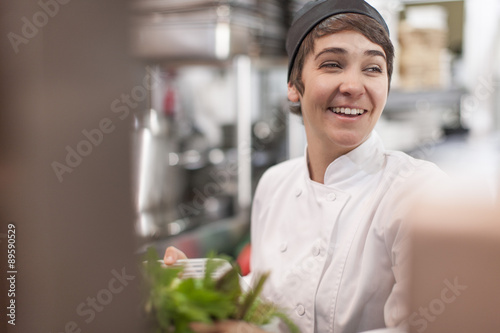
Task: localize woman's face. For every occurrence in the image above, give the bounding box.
[288,30,388,156]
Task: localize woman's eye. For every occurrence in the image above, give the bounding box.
[320,62,341,69]
[365,66,383,73]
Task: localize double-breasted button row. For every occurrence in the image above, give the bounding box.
[296,304,305,316]
[280,242,288,252]
[312,245,321,256]
[280,242,324,256]
[326,192,337,201]
[296,187,337,202]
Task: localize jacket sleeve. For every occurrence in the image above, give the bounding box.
[381,161,449,331]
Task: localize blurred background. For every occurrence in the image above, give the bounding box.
[1,0,499,332]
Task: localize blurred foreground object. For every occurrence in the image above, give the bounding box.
[408,198,500,333]
[1,1,143,332]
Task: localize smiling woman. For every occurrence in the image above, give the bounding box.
[248,1,447,333]
[165,1,448,332]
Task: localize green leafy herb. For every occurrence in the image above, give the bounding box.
[142,248,298,333]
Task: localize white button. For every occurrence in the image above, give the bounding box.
[295,188,302,197]
[312,246,320,256]
[296,304,305,316]
[280,242,287,252]
[326,193,337,201]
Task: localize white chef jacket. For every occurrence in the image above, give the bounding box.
[250,131,445,333]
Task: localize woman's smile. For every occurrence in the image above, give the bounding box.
[329,107,366,116]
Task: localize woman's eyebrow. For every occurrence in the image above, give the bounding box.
[314,47,386,61]
[314,47,347,60]
[364,49,386,60]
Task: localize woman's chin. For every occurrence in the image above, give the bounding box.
[327,132,367,150]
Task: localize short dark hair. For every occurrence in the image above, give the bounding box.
[289,13,394,116]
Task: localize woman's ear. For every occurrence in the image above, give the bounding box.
[287,82,300,103]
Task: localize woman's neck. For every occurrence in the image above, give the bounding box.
[306,144,346,184]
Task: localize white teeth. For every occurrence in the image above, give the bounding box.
[331,107,365,115]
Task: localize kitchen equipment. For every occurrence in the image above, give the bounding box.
[129,1,290,248]
[130,0,286,60]
[133,108,189,237]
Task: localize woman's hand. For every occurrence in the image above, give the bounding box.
[163,246,188,265]
[190,320,268,333]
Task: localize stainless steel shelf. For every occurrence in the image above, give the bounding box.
[385,87,465,112]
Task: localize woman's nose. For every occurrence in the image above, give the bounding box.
[338,70,364,96]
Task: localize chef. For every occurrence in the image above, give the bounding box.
[165,0,446,332]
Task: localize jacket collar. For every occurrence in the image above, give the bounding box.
[305,131,386,187]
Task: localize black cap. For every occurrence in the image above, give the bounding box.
[286,0,389,81]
